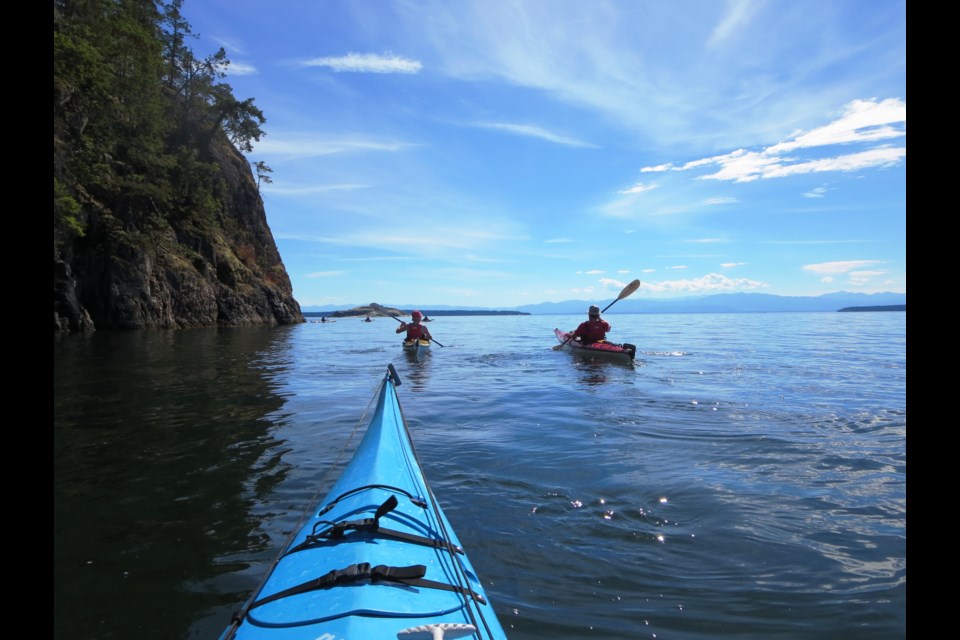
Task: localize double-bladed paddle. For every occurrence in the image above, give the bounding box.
[553,279,641,351]
[378,308,446,348]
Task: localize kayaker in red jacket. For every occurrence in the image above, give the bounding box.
[573,305,610,343]
[396,310,434,342]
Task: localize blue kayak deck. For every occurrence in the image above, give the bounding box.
[222,365,507,639]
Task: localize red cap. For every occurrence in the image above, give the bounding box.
[411,310,422,320]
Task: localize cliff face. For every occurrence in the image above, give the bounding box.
[53,138,303,333]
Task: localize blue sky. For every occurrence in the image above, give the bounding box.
[181,0,906,310]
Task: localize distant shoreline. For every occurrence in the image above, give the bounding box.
[304,306,906,317]
[303,310,529,317]
[837,305,906,312]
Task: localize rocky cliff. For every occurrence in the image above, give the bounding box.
[54,2,304,333]
[53,138,303,333]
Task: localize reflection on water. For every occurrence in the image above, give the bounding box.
[398,346,433,392]
[54,327,299,640]
[575,361,609,386]
[54,314,906,640]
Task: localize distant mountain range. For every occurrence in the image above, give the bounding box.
[301,291,906,315]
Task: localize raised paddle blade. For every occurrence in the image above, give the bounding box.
[601,279,641,312]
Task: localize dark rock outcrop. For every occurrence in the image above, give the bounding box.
[53,139,303,333]
[330,303,406,318]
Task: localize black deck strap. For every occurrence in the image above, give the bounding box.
[284,495,463,557]
[365,525,464,555]
[318,485,427,518]
[248,562,485,610]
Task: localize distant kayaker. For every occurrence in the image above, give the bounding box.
[396,310,434,343]
[572,305,610,344]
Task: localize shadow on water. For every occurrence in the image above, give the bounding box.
[54,327,298,640]
[397,345,433,392]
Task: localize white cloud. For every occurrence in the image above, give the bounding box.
[705,196,737,205]
[264,184,371,196]
[619,182,657,194]
[227,61,257,76]
[251,136,416,158]
[598,277,628,289]
[471,122,595,147]
[847,269,888,285]
[301,53,422,73]
[803,260,882,275]
[707,0,760,48]
[803,186,830,198]
[640,164,673,174]
[642,98,906,183]
[767,98,906,154]
[643,272,768,293]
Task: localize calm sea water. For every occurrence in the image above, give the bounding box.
[53,312,906,640]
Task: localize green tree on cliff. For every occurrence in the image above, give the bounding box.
[54,0,267,245]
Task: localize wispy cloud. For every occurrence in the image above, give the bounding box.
[227,61,257,76]
[803,186,831,198]
[641,98,906,183]
[264,184,371,196]
[707,0,760,48]
[802,260,882,275]
[768,99,906,153]
[619,182,656,194]
[470,122,595,147]
[251,137,417,158]
[643,272,768,293]
[848,269,887,285]
[699,146,904,182]
[598,277,629,290]
[301,53,423,73]
[764,239,869,245]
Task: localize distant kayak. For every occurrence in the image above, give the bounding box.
[554,328,636,363]
[220,364,508,640]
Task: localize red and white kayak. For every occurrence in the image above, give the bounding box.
[554,328,636,363]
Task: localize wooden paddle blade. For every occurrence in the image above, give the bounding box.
[601,279,641,313]
[617,279,641,300]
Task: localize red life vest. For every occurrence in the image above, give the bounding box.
[574,318,610,343]
[406,324,429,340]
